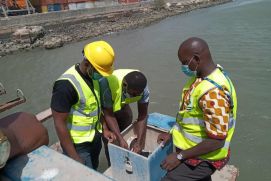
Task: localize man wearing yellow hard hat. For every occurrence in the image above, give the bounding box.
[51,40,116,169]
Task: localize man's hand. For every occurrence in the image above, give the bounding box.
[157,132,171,147]
[131,141,143,154]
[160,152,181,171]
[119,137,129,150]
[103,129,116,143]
[72,155,84,164]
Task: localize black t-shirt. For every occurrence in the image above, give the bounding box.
[50,64,94,113]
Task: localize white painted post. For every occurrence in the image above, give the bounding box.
[25,0,30,14]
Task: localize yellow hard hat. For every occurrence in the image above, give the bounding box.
[84,41,115,76]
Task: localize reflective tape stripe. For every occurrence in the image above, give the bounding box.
[173,124,204,143]
[224,141,230,149]
[70,108,98,117]
[67,123,93,131]
[173,123,230,149]
[178,115,236,130]
[182,117,205,127]
[59,74,86,112]
[177,114,205,127]
[229,117,235,129]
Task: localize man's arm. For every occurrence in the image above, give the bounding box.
[101,114,116,143]
[161,138,225,171]
[132,85,149,153]
[161,87,230,171]
[52,109,83,163]
[181,138,225,158]
[51,80,83,163]
[103,108,128,149]
[132,102,148,153]
[100,77,129,149]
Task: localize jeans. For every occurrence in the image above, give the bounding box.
[73,132,102,170]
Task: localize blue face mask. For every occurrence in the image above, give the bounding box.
[87,67,102,80]
[181,56,197,77]
[92,72,103,80]
[181,65,197,77]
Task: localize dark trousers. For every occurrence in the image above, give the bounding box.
[161,161,216,181]
[72,132,102,170]
[102,104,133,166]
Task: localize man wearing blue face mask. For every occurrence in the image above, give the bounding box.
[50,41,116,169]
[158,37,237,181]
[99,69,149,166]
[181,55,198,77]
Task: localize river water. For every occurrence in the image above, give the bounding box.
[1,0,271,180]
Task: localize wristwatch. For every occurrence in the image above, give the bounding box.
[176,152,184,161]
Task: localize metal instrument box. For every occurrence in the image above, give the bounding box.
[107,113,175,181]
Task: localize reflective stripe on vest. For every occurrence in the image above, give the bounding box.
[176,114,205,127]
[59,74,99,118]
[60,74,87,113]
[172,123,231,149]
[57,65,101,144]
[70,108,98,117]
[67,123,94,131]
[172,65,237,160]
[177,114,236,130]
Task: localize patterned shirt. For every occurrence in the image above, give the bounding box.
[181,77,231,170]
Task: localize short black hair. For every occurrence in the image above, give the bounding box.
[124,71,147,92]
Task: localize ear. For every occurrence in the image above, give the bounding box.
[122,80,128,88]
[84,60,90,67]
[194,53,200,63]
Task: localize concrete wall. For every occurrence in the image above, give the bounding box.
[0,1,153,31]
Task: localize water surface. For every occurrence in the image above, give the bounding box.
[1,0,271,179]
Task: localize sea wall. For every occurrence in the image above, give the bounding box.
[0,0,232,57]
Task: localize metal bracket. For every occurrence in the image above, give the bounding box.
[16,89,26,101]
[124,156,133,174]
[0,89,26,113]
[0,83,6,95]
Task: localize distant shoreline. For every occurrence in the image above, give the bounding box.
[0,0,232,58]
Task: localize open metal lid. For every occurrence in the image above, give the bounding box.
[147,112,176,132]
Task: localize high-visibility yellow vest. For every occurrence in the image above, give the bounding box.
[107,69,142,112]
[171,65,237,160]
[57,65,101,144]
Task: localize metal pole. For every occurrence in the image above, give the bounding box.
[28,0,35,13]
[1,0,8,17]
[5,0,8,12]
[1,5,7,17]
[25,0,30,14]
[0,83,6,95]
